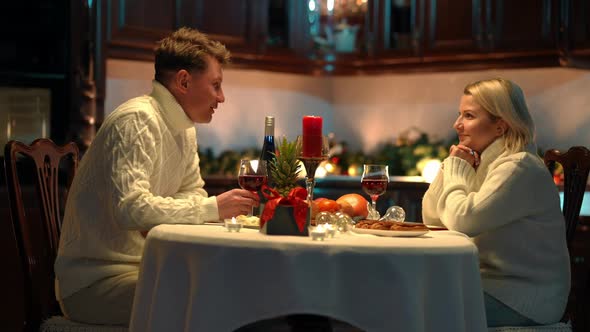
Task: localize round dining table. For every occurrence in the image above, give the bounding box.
[129,224,487,332]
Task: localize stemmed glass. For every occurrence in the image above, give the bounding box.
[238,159,268,216]
[296,135,330,204]
[361,164,389,220]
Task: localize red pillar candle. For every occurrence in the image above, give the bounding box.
[302,115,323,157]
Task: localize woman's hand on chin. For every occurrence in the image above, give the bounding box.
[450,144,480,168]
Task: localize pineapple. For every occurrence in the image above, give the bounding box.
[269,137,302,197]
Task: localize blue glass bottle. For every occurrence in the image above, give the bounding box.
[260,116,276,166]
[260,116,275,208]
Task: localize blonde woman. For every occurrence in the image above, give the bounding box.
[422,78,570,327]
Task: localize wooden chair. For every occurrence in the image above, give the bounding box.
[544,146,590,332]
[544,146,590,249]
[489,146,590,332]
[4,139,127,332]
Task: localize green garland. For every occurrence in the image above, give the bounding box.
[199,131,453,177]
[364,133,450,176]
[199,141,552,177]
[198,147,260,177]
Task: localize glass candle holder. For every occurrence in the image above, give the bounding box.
[323,223,337,238]
[308,224,327,241]
[225,217,243,233]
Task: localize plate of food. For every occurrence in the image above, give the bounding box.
[352,220,430,237]
[235,215,260,229]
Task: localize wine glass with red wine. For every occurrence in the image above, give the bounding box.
[238,159,268,216]
[361,164,389,220]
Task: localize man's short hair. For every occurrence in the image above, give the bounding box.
[154,27,231,83]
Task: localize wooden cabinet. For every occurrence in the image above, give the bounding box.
[486,0,558,52]
[373,0,558,56]
[561,0,590,67]
[104,0,590,74]
[567,0,590,50]
[180,0,267,54]
[342,0,562,72]
[108,0,269,60]
[370,0,421,59]
[420,0,558,66]
[108,0,178,60]
[422,0,484,55]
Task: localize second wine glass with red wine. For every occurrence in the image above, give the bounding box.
[238,159,268,216]
[361,164,389,220]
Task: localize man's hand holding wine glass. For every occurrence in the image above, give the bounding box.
[236,159,268,216]
[216,189,260,220]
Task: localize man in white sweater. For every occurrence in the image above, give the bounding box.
[55,28,260,325]
[422,78,570,327]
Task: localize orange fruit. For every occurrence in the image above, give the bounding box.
[310,200,320,219]
[336,193,369,218]
[317,199,340,213]
[311,197,334,219]
[338,200,354,217]
[314,197,329,204]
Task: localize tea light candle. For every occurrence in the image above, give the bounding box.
[310,224,326,241]
[302,116,323,158]
[225,217,243,232]
[324,223,337,238]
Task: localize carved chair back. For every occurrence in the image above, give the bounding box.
[4,139,79,331]
[544,146,590,332]
[544,146,590,248]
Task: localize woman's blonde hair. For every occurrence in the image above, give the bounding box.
[463,78,535,153]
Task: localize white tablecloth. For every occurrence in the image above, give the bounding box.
[130,224,487,332]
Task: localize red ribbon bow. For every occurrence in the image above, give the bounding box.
[260,185,309,232]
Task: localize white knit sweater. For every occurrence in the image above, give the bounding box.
[422,138,570,324]
[55,81,219,300]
